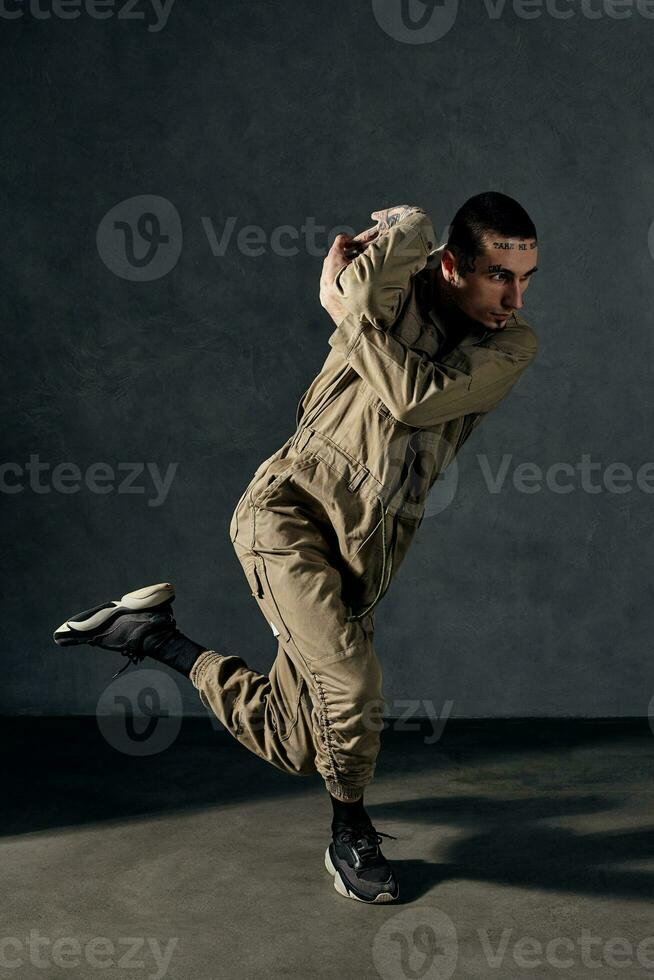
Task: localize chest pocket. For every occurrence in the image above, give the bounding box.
[390,277,442,358]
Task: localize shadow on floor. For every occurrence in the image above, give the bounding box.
[370,792,654,904]
[3,716,654,904]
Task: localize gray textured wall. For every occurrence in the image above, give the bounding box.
[2,0,652,717]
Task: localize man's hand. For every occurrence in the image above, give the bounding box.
[370,204,426,234]
[320,228,377,325]
[319,207,426,326]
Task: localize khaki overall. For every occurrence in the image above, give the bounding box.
[190,210,539,801]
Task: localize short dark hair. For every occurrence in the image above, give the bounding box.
[446,191,537,276]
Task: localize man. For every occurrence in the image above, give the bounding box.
[53,191,539,904]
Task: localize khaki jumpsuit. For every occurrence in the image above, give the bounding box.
[189,210,539,801]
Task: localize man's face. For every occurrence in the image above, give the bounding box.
[443,233,538,330]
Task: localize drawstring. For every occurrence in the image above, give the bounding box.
[346,496,396,622]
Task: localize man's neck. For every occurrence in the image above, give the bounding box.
[430,265,480,337]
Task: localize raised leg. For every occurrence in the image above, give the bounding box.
[191,639,318,778]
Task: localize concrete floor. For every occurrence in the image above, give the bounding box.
[2,717,654,980]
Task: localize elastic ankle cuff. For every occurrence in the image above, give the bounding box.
[325,780,366,802]
[189,651,225,688]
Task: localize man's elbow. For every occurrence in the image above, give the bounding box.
[336,275,397,331]
[512,318,539,362]
[343,285,385,328]
[383,399,446,429]
[519,326,539,362]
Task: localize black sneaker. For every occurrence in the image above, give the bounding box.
[325,821,399,903]
[53,583,176,678]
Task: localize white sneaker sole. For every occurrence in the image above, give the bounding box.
[324,845,398,904]
[53,583,175,646]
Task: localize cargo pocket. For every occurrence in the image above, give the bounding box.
[240,551,292,644]
[249,452,318,511]
[268,679,306,746]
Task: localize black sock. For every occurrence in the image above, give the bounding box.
[142,627,207,678]
[329,792,371,832]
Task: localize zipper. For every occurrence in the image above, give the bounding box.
[298,364,395,620]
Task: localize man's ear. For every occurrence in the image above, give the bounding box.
[440,248,458,282]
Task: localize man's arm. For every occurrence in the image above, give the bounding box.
[330,311,539,428]
[321,206,436,331]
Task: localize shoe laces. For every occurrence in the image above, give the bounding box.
[111,648,146,680]
[108,614,176,680]
[336,825,397,866]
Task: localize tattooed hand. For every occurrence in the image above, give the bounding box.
[320,230,377,324]
[369,204,426,236]
[319,207,425,324]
